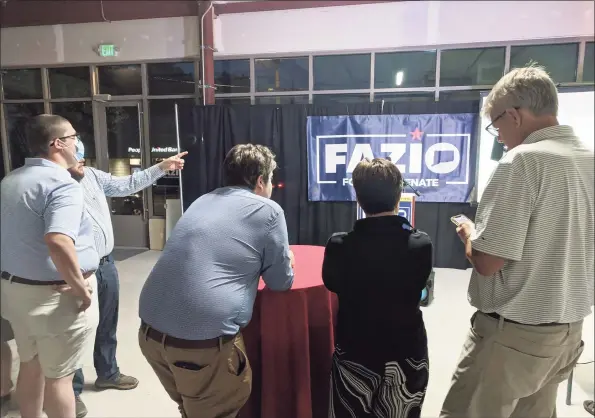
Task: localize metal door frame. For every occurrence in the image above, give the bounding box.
[95,99,149,248]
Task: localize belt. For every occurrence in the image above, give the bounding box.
[485,312,563,327]
[99,256,110,266]
[1,271,95,286]
[0,271,66,286]
[140,321,235,349]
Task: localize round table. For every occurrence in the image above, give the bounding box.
[241,245,338,418]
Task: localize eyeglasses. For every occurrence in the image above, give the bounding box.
[50,133,81,146]
[485,107,520,137]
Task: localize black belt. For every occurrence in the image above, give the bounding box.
[485,312,563,327]
[0,271,66,286]
[99,256,110,266]
[140,321,235,349]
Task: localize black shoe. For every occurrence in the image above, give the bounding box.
[75,395,88,418]
[585,400,595,417]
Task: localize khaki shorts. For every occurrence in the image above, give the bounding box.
[0,275,99,379]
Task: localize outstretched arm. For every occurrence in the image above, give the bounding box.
[89,151,187,197]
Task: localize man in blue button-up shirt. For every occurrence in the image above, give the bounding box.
[66,152,186,418]
[139,144,294,418]
[0,115,99,418]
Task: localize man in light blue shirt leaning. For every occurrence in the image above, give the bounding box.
[139,144,294,418]
[65,146,186,417]
[0,114,99,418]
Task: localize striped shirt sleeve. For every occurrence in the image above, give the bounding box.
[471,153,535,262]
[89,165,165,197]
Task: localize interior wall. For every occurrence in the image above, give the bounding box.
[0,17,199,67]
[214,0,595,56]
[2,1,593,67]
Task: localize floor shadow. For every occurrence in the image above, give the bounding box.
[112,249,148,262]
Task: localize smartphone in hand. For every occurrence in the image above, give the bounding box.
[450,214,471,227]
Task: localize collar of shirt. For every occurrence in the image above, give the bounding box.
[24,158,67,170]
[523,125,576,145]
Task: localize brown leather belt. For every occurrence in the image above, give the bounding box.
[485,312,563,327]
[1,271,95,286]
[140,321,235,349]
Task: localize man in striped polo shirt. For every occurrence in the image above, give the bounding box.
[67,151,186,417]
[441,66,594,417]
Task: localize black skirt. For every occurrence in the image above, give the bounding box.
[329,344,429,418]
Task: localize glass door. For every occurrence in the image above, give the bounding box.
[98,101,148,248]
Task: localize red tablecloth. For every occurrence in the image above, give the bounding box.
[240,245,338,418]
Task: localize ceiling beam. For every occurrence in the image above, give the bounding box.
[0,0,400,28]
[0,0,199,28]
[214,1,399,15]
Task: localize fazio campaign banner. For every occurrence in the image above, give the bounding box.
[307,114,476,202]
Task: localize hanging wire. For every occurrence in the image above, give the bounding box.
[99,0,111,23]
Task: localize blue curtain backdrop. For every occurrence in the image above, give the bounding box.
[182,100,479,269]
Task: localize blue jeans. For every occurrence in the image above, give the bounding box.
[73,254,120,396]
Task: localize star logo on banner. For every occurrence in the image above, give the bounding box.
[410,128,424,141]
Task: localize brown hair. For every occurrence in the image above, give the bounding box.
[352,158,403,215]
[223,144,277,189]
[25,114,71,157]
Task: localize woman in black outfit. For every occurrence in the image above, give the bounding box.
[322,158,433,418]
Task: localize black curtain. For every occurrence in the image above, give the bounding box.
[182,100,479,269]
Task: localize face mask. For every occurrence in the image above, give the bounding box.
[57,136,84,165]
[74,138,85,162]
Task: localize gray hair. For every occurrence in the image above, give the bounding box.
[482,64,558,118]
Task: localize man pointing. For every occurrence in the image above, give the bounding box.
[67,150,187,418]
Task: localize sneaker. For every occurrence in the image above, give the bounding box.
[585,400,595,417]
[95,373,139,390]
[75,396,88,418]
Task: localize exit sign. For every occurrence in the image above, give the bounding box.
[97,44,119,57]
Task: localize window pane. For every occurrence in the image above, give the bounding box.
[255,57,309,92]
[215,97,251,105]
[314,54,370,90]
[584,42,594,83]
[105,106,143,216]
[214,60,250,94]
[4,103,44,169]
[0,139,5,180]
[255,95,309,105]
[312,94,370,105]
[440,47,505,86]
[510,43,578,83]
[149,99,195,216]
[374,92,435,103]
[375,51,436,88]
[51,102,96,168]
[148,62,196,95]
[48,67,91,98]
[1,69,43,99]
[439,90,483,102]
[98,64,142,95]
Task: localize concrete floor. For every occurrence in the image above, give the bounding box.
[4,250,594,417]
